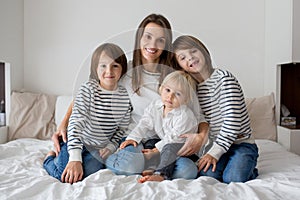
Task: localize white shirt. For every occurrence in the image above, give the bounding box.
[120,69,161,137]
[126,99,199,152]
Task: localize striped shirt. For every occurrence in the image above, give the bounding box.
[67,79,132,162]
[197,68,252,160]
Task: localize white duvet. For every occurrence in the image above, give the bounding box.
[1,139,300,200]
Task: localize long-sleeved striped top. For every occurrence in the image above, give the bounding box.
[197,68,253,160]
[67,79,132,162]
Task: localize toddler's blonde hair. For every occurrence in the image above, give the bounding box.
[159,71,196,103]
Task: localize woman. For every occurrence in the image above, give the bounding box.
[173,35,259,183]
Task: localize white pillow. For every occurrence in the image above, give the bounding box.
[55,96,73,126]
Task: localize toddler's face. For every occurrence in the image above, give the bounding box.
[97,52,122,91]
[160,82,187,111]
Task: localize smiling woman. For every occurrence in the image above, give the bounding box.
[106,14,209,180]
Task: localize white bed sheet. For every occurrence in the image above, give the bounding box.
[1,139,300,200]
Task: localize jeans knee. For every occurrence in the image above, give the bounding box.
[106,147,144,175]
[43,156,63,181]
[172,158,197,179]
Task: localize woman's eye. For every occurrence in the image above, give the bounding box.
[143,34,151,40]
[158,38,165,44]
[113,64,120,68]
[100,64,106,68]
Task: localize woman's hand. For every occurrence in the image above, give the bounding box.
[197,154,217,173]
[52,101,73,156]
[61,161,83,184]
[177,122,209,156]
[177,133,204,156]
[52,128,67,156]
[120,139,137,149]
[99,148,112,159]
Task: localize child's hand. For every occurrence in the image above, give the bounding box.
[120,139,137,149]
[99,148,111,159]
[61,161,83,184]
[197,153,217,173]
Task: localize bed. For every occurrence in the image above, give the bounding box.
[1,92,300,200]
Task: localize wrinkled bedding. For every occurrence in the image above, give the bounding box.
[1,139,300,200]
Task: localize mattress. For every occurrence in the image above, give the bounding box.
[1,139,300,200]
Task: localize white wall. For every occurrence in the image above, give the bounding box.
[292,0,300,62]
[264,0,293,96]
[5,0,291,98]
[0,0,23,91]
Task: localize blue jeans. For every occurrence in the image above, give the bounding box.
[106,144,198,179]
[198,142,259,183]
[43,142,105,181]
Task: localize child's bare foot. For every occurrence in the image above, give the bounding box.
[44,150,56,160]
[138,174,165,183]
[141,169,154,176]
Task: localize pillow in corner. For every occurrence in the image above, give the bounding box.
[8,91,57,141]
[245,93,277,141]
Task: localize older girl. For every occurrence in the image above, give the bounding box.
[173,35,259,183]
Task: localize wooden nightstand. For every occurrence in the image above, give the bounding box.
[277,125,300,155]
[0,126,7,144]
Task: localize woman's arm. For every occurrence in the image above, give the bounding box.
[177,122,209,156]
[52,101,73,156]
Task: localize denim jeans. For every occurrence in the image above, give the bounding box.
[156,143,184,179]
[105,143,198,179]
[198,142,259,183]
[43,142,105,181]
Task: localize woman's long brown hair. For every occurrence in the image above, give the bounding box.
[131,13,174,95]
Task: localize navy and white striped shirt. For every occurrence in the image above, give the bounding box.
[197,69,252,160]
[67,79,132,162]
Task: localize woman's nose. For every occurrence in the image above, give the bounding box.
[149,39,157,48]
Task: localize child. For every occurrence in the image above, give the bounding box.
[120,71,205,182]
[173,35,259,183]
[43,43,132,184]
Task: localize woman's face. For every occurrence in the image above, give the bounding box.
[140,22,166,64]
[175,48,206,74]
[97,52,123,91]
